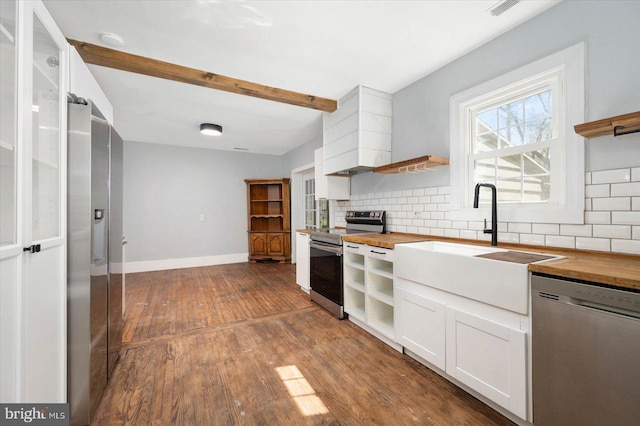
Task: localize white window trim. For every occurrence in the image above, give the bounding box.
[450,42,585,224]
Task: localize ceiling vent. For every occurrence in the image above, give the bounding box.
[488,0,521,17]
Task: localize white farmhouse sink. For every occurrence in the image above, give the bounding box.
[395,241,562,315]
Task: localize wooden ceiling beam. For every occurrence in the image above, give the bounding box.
[68,39,338,113]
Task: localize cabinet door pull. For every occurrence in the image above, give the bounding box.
[23,244,41,253]
[371,250,386,255]
[346,245,360,249]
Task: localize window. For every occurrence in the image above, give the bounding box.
[450,43,585,224]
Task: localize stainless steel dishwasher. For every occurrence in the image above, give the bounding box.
[532,273,640,426]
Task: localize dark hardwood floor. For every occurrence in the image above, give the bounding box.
[94,262,514,425]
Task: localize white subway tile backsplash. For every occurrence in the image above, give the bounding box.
[437,220,452,229]
[437,203,451,212]
[452,221,468,230]
[418,227,430,235]
[576,237,610,252]
[533,224,560,235]
[342,175,637,256]
[444,229,460,238]
[498,232,520,243]
[585,198,592,211]
[560,224,592,237]
[430,228,445,237]
[585,184,610,198]
[612,211,640,225]
[585,211,611,224]
[468,221,485,231]
[591,168,631,184]
[508,223,532,234]
[592,197,631,211]
[519,234,545,246]
[593,225,632,239]
[611,239,640,255]
[545,235,575,249]
[611,182,640,197]
[424,187,438,195]
[459,230,478,240]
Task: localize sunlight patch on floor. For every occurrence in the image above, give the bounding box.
[275,365,329,416]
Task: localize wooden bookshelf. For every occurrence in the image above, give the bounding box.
[245,178,291,262]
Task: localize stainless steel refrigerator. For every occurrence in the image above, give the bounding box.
[67,98,123,426]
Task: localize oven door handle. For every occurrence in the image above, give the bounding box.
[309,241,343,256]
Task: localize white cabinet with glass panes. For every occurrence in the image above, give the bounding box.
[0,0,68,403]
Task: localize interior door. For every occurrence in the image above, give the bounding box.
[0,0,68,403]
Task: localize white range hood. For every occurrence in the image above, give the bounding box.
[322,85,392,174]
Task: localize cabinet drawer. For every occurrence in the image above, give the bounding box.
[343,242,365,254]
[366,246,394,262]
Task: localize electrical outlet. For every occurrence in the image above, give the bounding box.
[199,214,205,222]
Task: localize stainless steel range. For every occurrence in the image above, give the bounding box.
[309,210,385,319]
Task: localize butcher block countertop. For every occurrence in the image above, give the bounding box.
[340,232,640,291]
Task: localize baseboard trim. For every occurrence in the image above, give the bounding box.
[125,253,248,273]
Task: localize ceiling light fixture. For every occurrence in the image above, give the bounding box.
[200,123,223,136]
[99,32,124,47]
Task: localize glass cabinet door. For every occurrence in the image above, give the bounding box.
[31,12,61,241]
[0,0,18,247]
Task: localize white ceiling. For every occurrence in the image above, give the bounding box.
[43,0,561,155]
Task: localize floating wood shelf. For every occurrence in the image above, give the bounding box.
[373,155,449,174]
[574,111,640,138]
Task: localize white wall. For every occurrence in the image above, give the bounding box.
[290,1,640,255]
[350,0,640,195]
[123,141,287,271]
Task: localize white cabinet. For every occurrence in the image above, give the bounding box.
[395,275,529,421]
[395,288,446,370]
[343,243,400,350]
[445,307,527,420]
[295,232,310,292]
[314,148,350,200]
[323,85,392,174]
[0,0,68,403]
